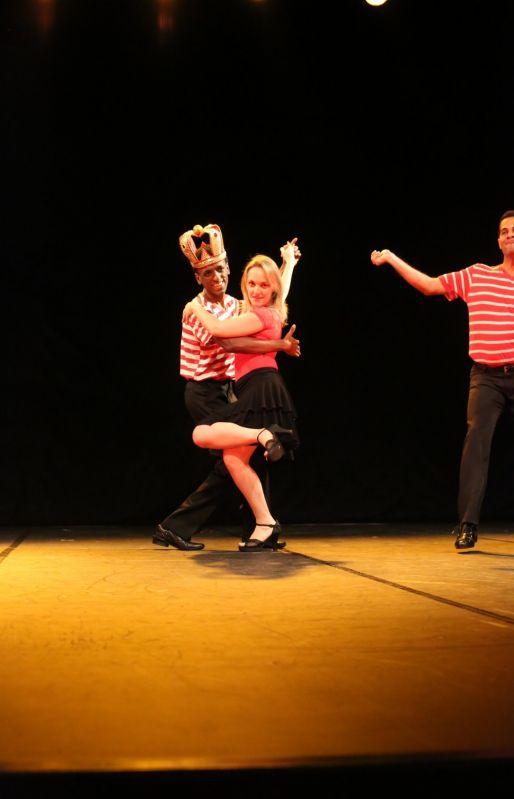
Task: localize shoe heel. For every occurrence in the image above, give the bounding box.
[261,427,292,463]
[262,531,280,550]
[262,521,282,549]
[268,424,293,436]
[152,535,169,547]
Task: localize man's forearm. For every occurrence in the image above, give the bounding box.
[216,337,287,354]
[380,251,444,296]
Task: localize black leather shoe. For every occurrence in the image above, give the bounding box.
[152,524,204,550]
[257,425,293,463]
[239,538,287,549]
[239,521,283,552]
[454,522,478,550]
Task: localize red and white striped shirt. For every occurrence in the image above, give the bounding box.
[179,293,239,381]
[439,263,514,365]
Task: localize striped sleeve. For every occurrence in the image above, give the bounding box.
[438,266,473,302]
[189,316,213,346]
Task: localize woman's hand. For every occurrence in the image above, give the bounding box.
[280,237,301,266]
[182,300,198,323]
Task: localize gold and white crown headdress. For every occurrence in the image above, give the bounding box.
[179,223,226,270]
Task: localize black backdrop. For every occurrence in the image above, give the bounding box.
[2,0,514,526]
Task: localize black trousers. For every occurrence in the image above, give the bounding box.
[458,362,514,524]
[160,379,271,540]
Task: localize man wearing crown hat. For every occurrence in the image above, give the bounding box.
[153,223,301,550]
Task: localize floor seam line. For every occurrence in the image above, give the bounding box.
[0,530,31,566]
[285,550,514,626]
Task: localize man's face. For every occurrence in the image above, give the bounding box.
[195,260,230,302]
[498,216,514,258]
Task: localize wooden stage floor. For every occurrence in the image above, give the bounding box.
[1,522,514,796]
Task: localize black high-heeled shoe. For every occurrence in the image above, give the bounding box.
[238,521,284,552]
[256,424,293,463]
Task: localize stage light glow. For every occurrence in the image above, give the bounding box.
[366,0,388,6]
[156,0,174,33]
[33,0,57,35]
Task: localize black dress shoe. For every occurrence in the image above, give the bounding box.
[152,524,204,550]
[454,522,478,550]
[257,425,293,463]
[239,537,287,549]
[239,521,283,552]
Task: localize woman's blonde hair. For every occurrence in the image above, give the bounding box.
[240,255,288,325]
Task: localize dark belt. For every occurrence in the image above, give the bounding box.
[474,362,514,374]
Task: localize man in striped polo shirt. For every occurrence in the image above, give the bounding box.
[153,223,300,551]
[371,210,514,550]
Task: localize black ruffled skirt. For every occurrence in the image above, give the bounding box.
[230,367,300,453]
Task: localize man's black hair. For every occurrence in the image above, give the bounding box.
[499,210,514,229]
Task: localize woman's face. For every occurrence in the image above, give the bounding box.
[246,266,274,308]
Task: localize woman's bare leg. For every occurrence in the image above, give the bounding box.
[223,446,275,541]
[193,422,274,450]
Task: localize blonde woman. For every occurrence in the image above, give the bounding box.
[182,241,300,551]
